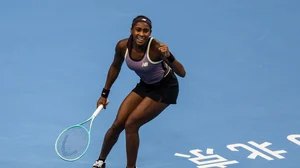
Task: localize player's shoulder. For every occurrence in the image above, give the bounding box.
[115,38,129,56]
[150,37,162,50]
[116,38,129,50]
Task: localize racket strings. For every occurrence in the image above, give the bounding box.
[56,126,89,160]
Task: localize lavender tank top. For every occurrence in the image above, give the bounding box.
[125,37,170,84]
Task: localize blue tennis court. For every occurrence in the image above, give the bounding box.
[1,0,300,167]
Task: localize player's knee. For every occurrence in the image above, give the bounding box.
[110,122,125,134]
[125,120,140,134]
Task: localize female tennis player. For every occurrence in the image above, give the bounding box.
[92,15,186,168]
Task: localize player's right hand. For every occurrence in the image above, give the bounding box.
[97,96,109,109]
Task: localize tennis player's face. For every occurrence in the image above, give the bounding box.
[131,22,151,46]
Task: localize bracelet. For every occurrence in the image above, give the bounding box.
[167,53,175,63]
[101,88,110,98]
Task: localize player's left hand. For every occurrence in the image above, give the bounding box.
[158,44,170,57]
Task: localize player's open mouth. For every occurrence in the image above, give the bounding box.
[136,36,145,43]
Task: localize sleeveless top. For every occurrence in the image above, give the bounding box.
[125,37,171,84]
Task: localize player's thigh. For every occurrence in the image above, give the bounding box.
[125,97,169,129]
[112,91,144,127]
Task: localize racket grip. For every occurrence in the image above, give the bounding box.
[92,100,109,118]
[92,105,103,117]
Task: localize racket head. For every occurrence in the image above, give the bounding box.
[55,124,91,161]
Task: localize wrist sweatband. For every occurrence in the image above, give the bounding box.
[167,53,175,63]
[101,88,110,98]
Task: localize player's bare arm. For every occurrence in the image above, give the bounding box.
[103,39,127,90]
[97,39,127,108]
[152,38,186,78]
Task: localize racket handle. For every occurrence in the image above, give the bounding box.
[92,100,109,118]
[92,105,103,118]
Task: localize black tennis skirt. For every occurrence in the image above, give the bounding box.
[132,71,179,104]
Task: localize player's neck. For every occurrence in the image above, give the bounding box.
[133,42,147,53]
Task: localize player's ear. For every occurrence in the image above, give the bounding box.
[130,28,133,34]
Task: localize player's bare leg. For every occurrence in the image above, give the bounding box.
[125,97,169,168]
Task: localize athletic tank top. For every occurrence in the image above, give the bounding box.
[125,37,171,84]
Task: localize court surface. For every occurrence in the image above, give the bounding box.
[1,0,300,168]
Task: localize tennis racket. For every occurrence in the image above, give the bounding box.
[55,102,108,161]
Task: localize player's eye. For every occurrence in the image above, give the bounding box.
[142,28,150,33]
[135,28,142,32]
